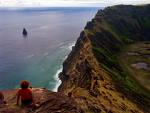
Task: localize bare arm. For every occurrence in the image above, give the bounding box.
[31,91,35,105]
[17,92,20,105]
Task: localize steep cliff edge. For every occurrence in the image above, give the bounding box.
[59,4,150,113]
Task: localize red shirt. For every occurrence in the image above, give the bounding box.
[18,88,32,101]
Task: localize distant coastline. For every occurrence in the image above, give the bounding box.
[0,7,101,12]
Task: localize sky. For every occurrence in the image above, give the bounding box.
[0,0,150,7]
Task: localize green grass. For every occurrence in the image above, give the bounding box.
[85,11,150,103]
[92,42,150,102]
[120,42,150,92]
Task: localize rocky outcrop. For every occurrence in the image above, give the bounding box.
[0,88,82,113]
[58,4,150,113]
[22,28,28,36]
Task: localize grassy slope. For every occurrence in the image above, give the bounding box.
[84,4,150,108]
[120,42,150,90]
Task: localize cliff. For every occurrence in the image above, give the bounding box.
[58,4,150,113]
[1,4,150,113]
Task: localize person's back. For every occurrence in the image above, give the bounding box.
[18,88,32,102]
[17,80,33,106]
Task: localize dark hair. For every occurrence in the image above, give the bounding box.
[20,80,29,89]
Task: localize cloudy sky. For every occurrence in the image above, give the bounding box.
[0,0,149,7]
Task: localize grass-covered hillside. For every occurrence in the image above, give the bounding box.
[85,4,150,109]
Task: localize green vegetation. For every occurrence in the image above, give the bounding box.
[93,44,150,104]
[121,42,150,90]
[85,4,150,107]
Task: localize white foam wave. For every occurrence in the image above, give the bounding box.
[68,42,75,50]
[60,41,75,50]
[43,52,49,56]
[39,26,48,29]
[58,42,65,47]
[64,55,68,60]
[51,41,75,92]
[52,67,62,92]
[26,54,34,59]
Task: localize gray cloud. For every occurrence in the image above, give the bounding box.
[0,0,149,7]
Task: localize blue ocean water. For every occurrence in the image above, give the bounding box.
[0,7,99,91]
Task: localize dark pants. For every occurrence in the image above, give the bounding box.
[21,99,33,106]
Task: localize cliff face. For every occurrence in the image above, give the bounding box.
[58,5,150,113]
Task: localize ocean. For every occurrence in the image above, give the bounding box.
[0,7,99,91]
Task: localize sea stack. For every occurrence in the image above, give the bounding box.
[22,28,28,36]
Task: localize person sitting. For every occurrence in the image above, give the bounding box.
[0,91,6,105]
[17,80,34,107]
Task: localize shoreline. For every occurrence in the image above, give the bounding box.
[52,67,62,92]
[52,41,76,92]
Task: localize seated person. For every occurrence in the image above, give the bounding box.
[17,80,34,107]
[0,91,6,104]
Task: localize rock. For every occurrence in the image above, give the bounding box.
[0,88,82,113]
[22,28,28,36]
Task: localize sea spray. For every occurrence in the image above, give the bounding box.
[52,41,76,92]
[52,67,62,92]
[68,42,76,50]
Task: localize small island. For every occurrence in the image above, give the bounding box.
[22,28,28,36]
